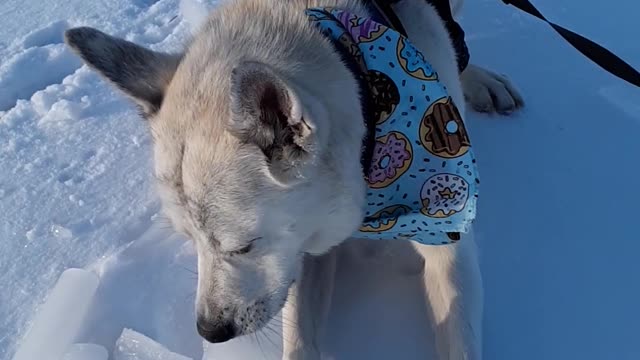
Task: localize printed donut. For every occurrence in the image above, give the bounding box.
[420,174,470,218]
[396,37,438,80]
[360,205,412,232]
[365,70,400,124]
[337,11,388,43]
[367,131,413,189]
[419,96,470,158]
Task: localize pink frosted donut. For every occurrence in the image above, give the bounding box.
[367,132,413,189]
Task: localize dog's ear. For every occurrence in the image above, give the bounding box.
[64,27,181,117]
[229,62,317,176]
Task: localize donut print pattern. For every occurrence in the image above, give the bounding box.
[367,131,413,189]
[360,205,412,232]
[397,37,438,81]
[336,33,367,71]
[306,7,479,245]
[335,10,388,43]
[420,174,470,218]
[366,70,400,124]
[420,96,470,158]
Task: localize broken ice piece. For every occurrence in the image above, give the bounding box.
[114,328,193,360]
[62,343,109,360]
[51,223,73,240]
[12,268,99,360]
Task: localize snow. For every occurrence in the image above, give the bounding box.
[61,344,109,360]
[0,41,82,111]
[1,0,639,359]
[178,0,209,32]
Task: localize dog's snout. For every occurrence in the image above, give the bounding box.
[196,317,237,343]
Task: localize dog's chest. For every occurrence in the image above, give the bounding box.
[307,7,479,245]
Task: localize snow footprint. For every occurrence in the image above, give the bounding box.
[127,0,182,45]
[0,21,81,111]
[56,150,101,186]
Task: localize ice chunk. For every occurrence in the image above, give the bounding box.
[114,328,193,360]
[25,227,37,241]
[62,343,108,360]
[12,268,99,360]
[51,223,73,240]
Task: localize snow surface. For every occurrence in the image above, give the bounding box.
[62,344,109,360]
[1,0,639,359]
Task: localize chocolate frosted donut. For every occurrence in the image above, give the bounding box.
[420,174,470,218]
[419,96,470,158]
[367,131,413,189]
[365,70,400,124]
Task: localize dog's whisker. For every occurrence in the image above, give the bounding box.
[253,331,268,360]
[182,291,196,304]
[277,314,300,327]
[257,327,281,356]
[264,323,296,348]
[270,316,298,328]
[175,264,198,275]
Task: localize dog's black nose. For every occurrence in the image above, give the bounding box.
[196,319,236,343]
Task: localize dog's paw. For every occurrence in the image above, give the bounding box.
[460,64,524,115]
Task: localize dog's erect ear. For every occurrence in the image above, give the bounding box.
[64,27,181,117]
[229,62,316,175]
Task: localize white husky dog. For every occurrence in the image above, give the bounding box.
[65,0,522,358]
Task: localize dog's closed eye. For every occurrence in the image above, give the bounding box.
[228,237,262,256]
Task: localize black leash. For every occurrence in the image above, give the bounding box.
[503,0,640,88]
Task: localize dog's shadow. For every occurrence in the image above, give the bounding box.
[320,239,456,360]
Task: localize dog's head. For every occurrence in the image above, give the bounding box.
[65,25,365,342]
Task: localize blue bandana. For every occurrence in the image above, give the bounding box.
[307,7,479,245]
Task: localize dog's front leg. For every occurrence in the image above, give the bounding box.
[448,0,525,114]
[282,251,337,360]
[415,232,483,360]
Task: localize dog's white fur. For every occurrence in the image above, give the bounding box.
[61,0,521,358]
